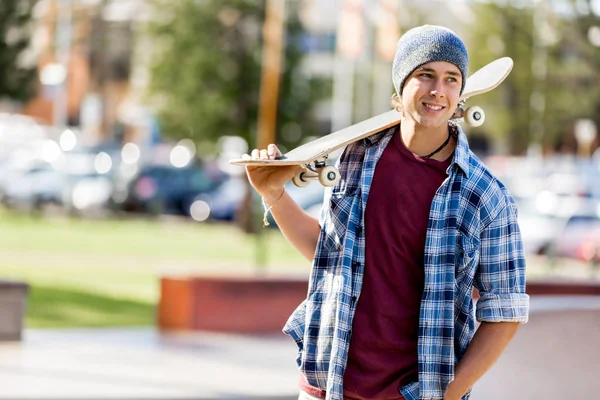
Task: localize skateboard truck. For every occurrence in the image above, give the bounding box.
[455,100,485,127]
[292,157,341,188]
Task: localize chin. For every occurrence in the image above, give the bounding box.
[414,117,448,129]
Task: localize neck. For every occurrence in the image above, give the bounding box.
[400,120,456,161]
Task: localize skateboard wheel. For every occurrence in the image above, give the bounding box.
[465,106,485,127]
[292,171,311,188]
[318,166,340,187]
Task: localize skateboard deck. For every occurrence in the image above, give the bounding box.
[230,57,513,186]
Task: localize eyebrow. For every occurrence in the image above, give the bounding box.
[418,67,461,77]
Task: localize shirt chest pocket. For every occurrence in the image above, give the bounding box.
[455,233,479,278]
[322,192,358,253]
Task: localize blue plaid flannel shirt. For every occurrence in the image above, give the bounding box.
[282,124,529,400]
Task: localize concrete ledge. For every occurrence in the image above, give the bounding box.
[158,275,308,333]
[529,295,600,312]
[0,280,29,341]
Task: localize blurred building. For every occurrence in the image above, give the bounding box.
[297,0,472,133]
[21,0,150,146]
[18,0,482,149]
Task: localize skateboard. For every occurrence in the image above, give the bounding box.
[230,57,513,188]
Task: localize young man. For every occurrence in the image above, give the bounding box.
[244,25,529,400]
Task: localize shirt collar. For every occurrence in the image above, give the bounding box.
[451,124,471,178]
[364,121,471,177]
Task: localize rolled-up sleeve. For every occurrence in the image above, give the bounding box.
[474,195,530,323]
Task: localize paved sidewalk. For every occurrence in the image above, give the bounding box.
[1,296,599,399]
[0,329,300,399]
[471,296,600,399]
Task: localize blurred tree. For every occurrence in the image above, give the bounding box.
[0,0,37,102]
[468,3,535,155]
[469,2,600,155]
[558,0,600,153]
[144,0,330,154]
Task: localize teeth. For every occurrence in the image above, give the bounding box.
[424,103,442,111]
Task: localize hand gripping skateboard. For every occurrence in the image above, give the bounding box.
[230,57,513,188]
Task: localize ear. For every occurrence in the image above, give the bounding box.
[391,92,403,112]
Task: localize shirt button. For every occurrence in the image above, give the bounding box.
[351,296,357,303]
[356,225,363,235]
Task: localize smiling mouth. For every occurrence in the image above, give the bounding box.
[423,102,445,111]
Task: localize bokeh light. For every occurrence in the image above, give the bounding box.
[588,26,600,47]
[40,63,66,85]
[94,152,112,174]
[190,200,210,222]
[121,143,140,165]
[170,145,192,168]
[41,140,61,163]
[59,129,77,151]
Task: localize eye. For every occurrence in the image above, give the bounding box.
[446,77,458,83]
[420,73,433,79]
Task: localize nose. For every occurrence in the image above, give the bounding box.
[430,79,445,98]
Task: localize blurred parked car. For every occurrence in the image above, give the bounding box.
[578,226,600,264]
[535,157,600,218]
[0,140,51,195]
[515,198,567,255]
[0,143,123,213]
[66,173,115,215]
[549,212,600,262]
[188,176,248,222]
[1,162,65,210]
[119,163,226,216]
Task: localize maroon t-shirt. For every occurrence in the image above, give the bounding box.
[300,131,451,399]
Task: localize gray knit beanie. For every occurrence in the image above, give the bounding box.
[392,25,469,96]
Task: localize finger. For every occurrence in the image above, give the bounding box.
[251,149,259,159]
[242,154,251,160]
[267,144,281,159]
[259,149,268,160]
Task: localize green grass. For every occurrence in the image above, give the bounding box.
[0,210,310,328]
[27,284,155,328]
[0,210,306,261]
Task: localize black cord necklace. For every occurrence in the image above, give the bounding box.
[421,127,455,159]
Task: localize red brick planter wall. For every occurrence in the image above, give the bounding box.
[158,275,308,333]
[526,280,600,296]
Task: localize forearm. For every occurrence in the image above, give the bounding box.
[444,321,520,399]
[265,190,321,262]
